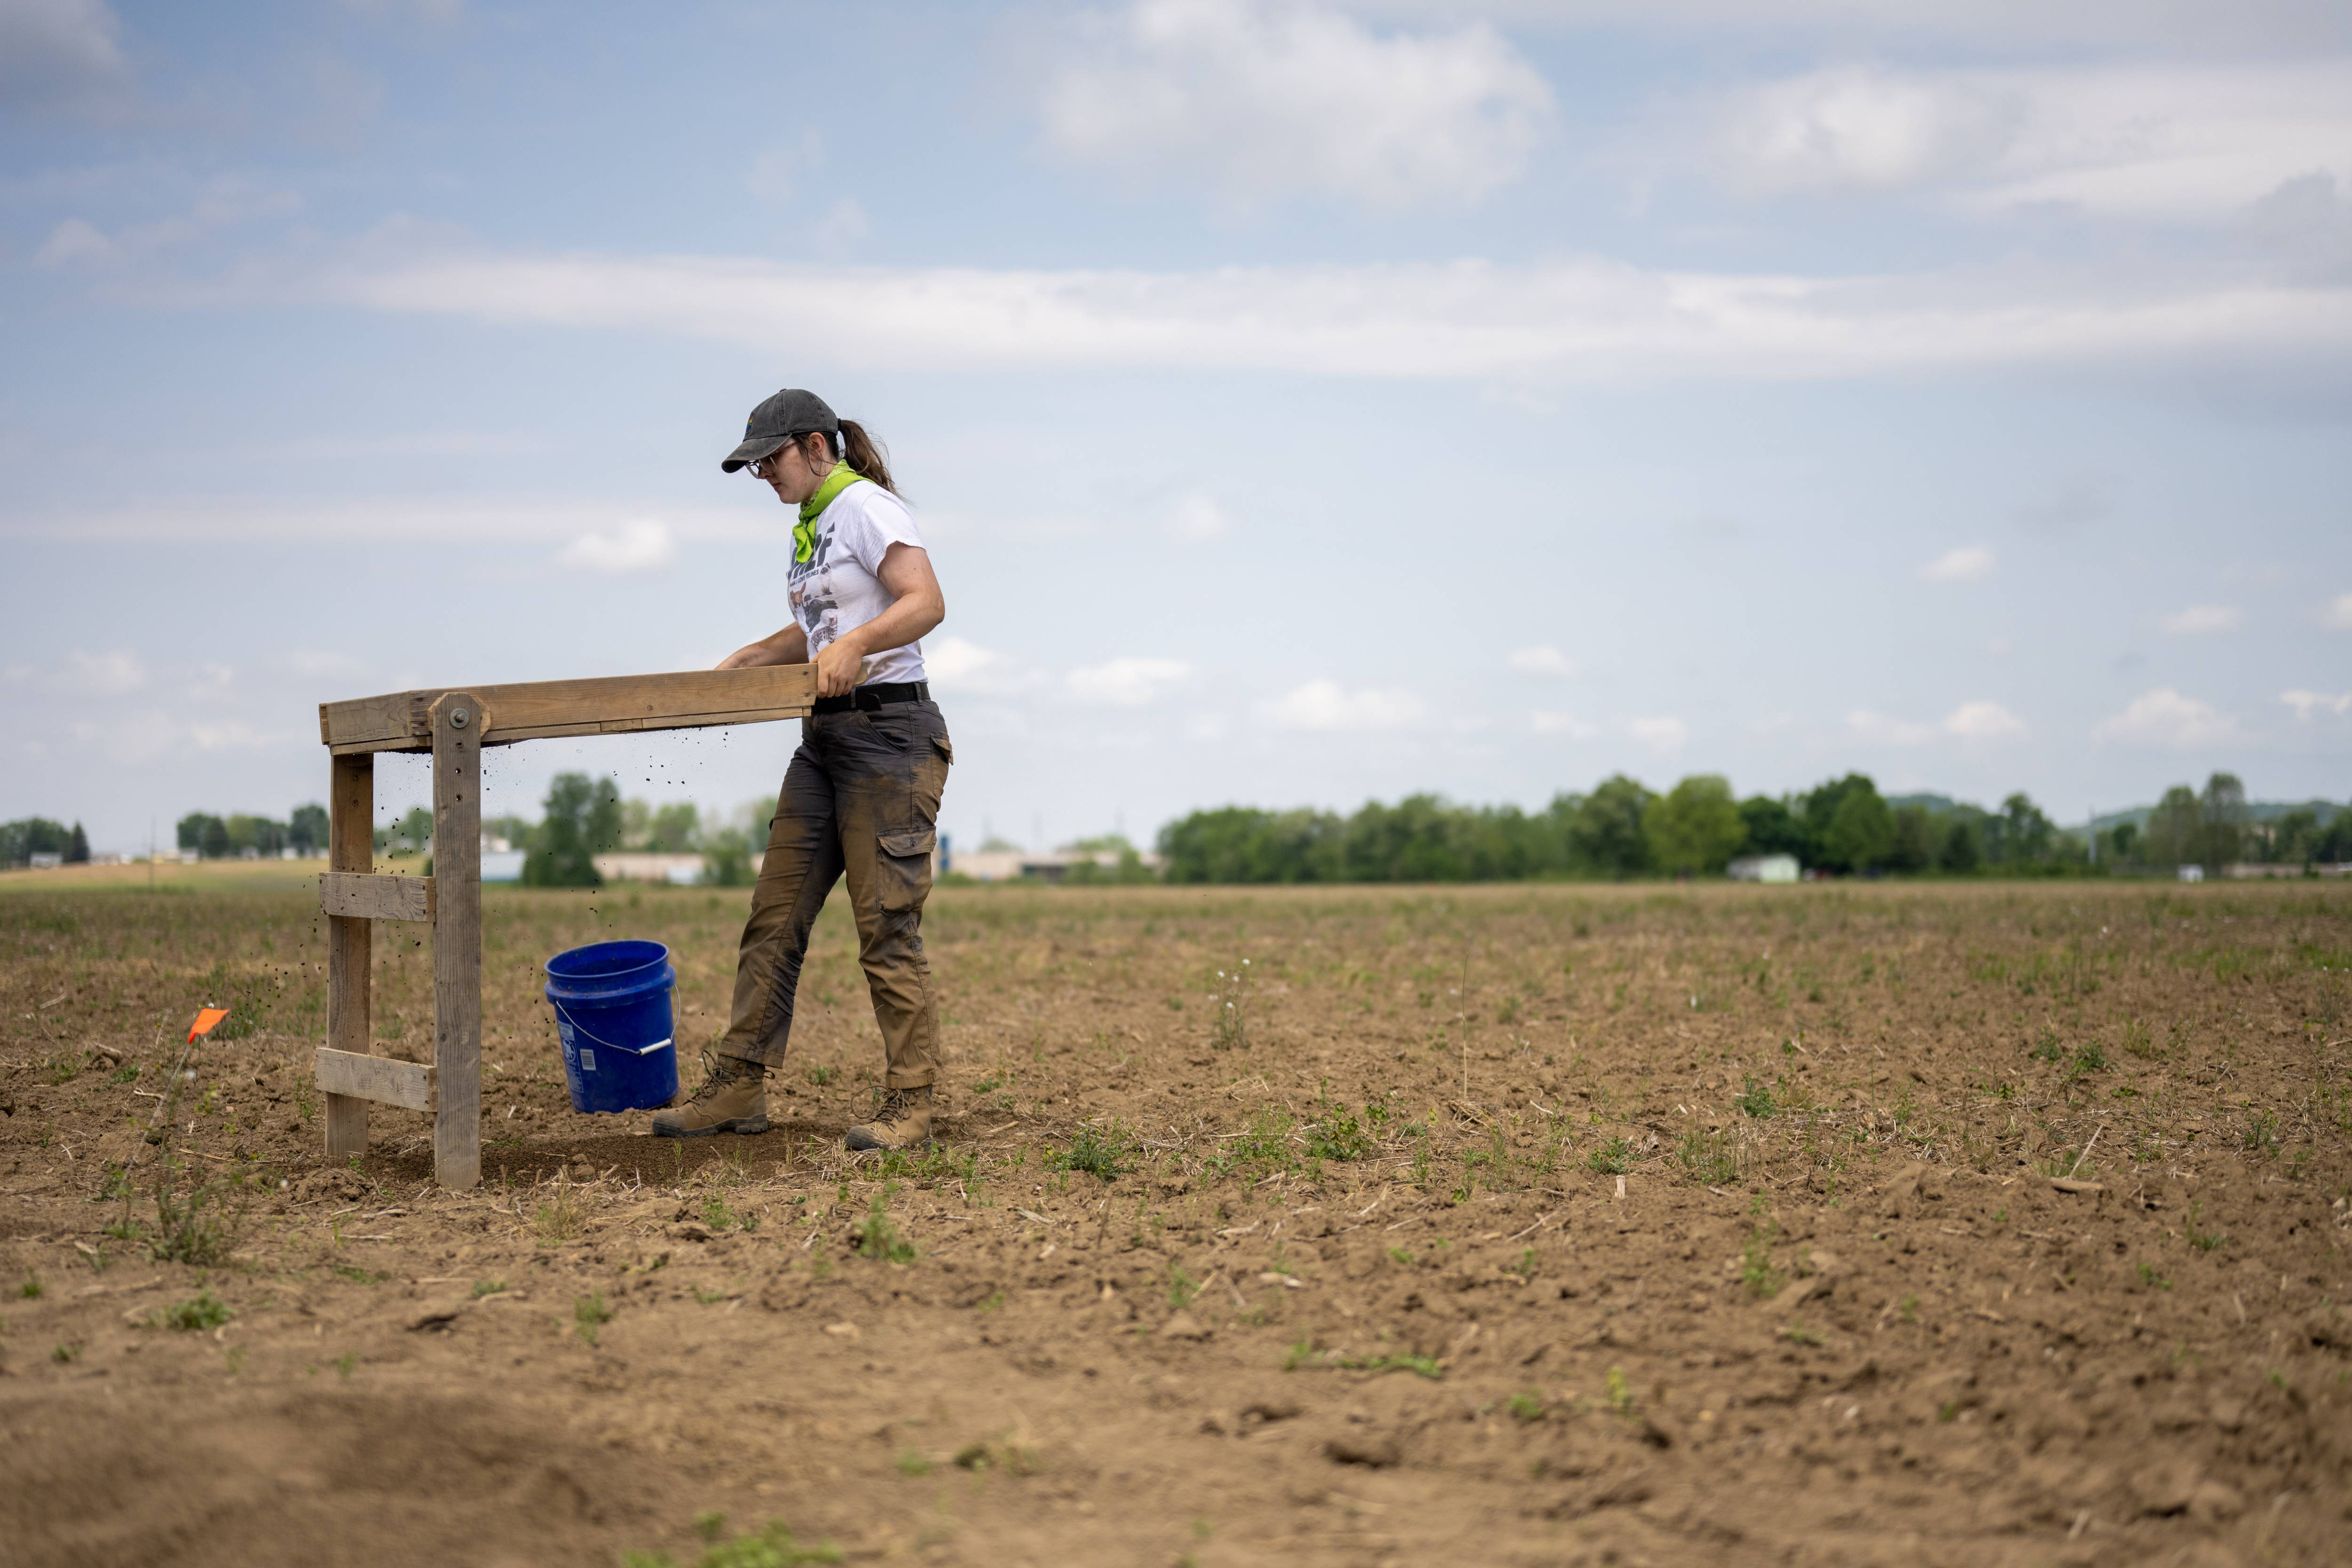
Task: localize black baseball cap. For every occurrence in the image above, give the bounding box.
[721,388,839,473]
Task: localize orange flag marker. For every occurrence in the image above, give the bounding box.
[188,1007,230,1042]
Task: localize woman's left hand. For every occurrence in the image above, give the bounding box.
[813,638,864,697]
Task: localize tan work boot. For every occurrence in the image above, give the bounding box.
[651,1053,769,1138]
[845,1086,933,1151]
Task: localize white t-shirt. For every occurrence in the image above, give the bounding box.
[787,478,929,685]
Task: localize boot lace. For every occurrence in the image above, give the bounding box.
[870,1088,916,1125]
[683,1051,748,1105]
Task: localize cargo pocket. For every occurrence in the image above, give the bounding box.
[877,828,937,913]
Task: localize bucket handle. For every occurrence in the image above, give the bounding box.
[551,998,676,1058]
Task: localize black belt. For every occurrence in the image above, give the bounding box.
[813,679,930,715]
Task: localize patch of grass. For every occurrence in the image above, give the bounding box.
[1585,1137,1633,1176]
[534,1184,589,1244]
[1281,1339,1444,1379]
[575,1290,613,1345]
[2186,1201,2226,1252]
[895,1449,933,1476]
[2242,1109,2280,1155]
[623,1518,841,1568]
[852,1195,916,1263]
[1740,1224,1783,1300]
[951,1433,1041,1475]
[1168,1263,1200,1310]
[1898,1295,1919,1322]
[1782,1321,1824,1345]
[1506,1390,1545,1423]
[471,1278,507,1298]
[148,1155,244,1267]
[159,1290,233,1332]
[2137,1262,2173,1290]
[1209,960,1252,1051]
[804,1066,835,1087]
[1048,1121,1134,1182]
[332,1264,385,1284]
[701,1195,739,1232]
[2121,1019,2161,1060]
[19,1272,42,1300]
[1303,1095,1375,1163]
[1677,1127,1738,1185]
[1734,1077,1776,1118]
[1605,1364,1635,1416]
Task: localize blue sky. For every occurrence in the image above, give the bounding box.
[3,0,2349,855]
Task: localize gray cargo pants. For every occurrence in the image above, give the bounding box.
[719,698,951,1090]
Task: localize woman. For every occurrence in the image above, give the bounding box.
[652,388,951,1152]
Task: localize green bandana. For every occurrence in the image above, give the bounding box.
[794,463,863,565]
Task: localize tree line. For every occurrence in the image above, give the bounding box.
[1154,772,2349,884]
[1,818,90,868]
[177,807,329,860]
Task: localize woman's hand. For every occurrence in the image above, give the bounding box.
[812,639,864,697]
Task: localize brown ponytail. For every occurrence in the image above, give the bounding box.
[839,419,896,495]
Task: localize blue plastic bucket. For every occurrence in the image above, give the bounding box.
[544,939,679,1114]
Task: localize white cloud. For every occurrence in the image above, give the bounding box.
[253,239,2352,385]
[747,131,822,207]
[1506,644,1577,677]
[1943,699,2027,741]
[1255,679,1426,731]
[66,710,287,767]
[1038,0,1553,210]
[2160,604,2241,637]
[812,198,869,255]
[924,636,1045,698]
[1182,711,1230,742]
[1691,61,2352,224]
[1712,66,2021,197]
[1064,656,1191,706]
[1919,545,1994,582]
[63,648,147,695]
[556,518,677,575]
[2090,687,2241,747]
[1371,1,2352,51]
[1626,715,1688,753]
[2281,689,2352,719]
[2328,591,2352,630]
[1167,495,1232,542]
[1531,709,1598,738]
[0,0,127,114]
[1846,708,1933,745]
[185,662,236,703]
[32,216,114,267]
[1850,698,2027,745]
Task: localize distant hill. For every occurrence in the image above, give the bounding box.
[2087,799,2344,834]
[1884,792,2343,836]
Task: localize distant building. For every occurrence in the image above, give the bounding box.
[27,852,62,870]
[1727,853,1800,883]
[947,846,1160,883]
[2177,864,2205,883]
[483,850,526,883]
[592,852,707,886]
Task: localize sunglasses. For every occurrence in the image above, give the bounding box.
[750,434,836,479]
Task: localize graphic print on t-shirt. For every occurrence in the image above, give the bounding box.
[782,479,930,686]
[787,517,841,655]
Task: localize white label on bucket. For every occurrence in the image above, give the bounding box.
[580,1049,596,1071]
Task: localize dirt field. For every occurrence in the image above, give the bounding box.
[3,873,2348,1567]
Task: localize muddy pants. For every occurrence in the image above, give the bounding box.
[719,699,951,1089]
